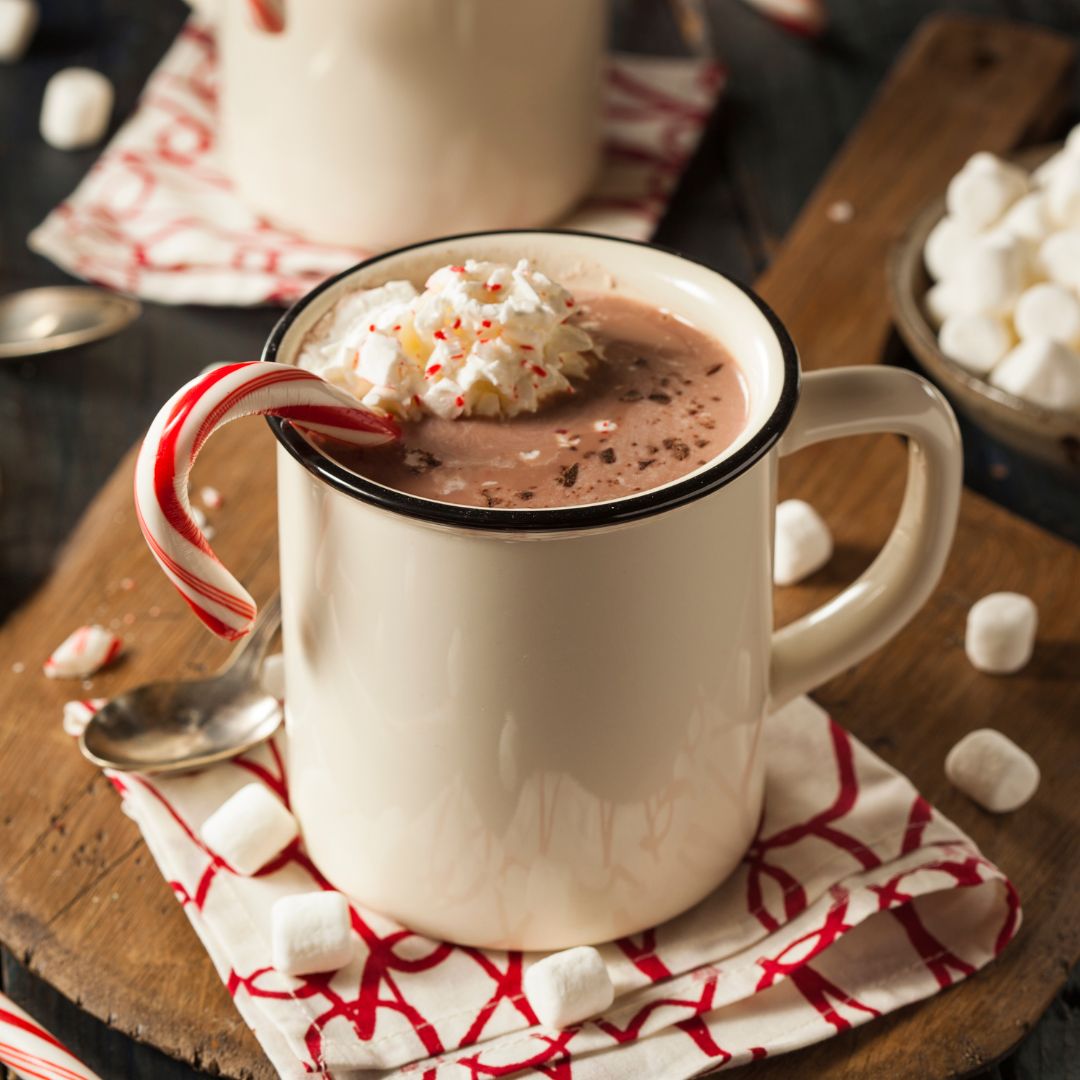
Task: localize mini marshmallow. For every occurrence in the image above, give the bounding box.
[61,698,106,736]
[923,215,979,282]
[40,67,114,150]
[938,313,1012,375]
[1032,149,1069,190]
[1038,229,1080,291]
[945,729,1040,812]
[1048,156,1080,229]
[260,652,285,700]
[948,234,1024,316]
[1013,283,1080,347]
[0,0,38,62]
[200,783,298,875]
[989,337,1080,411]
[946,152,1028,230]
[1000,191,1053,244]
[44,625,122,679]
[271,892,354,977]
[774,499,833,586]
[924,280,964,329]
[965,591,1038,674]
[524,946,614,1029]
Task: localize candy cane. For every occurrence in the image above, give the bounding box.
[0,991,103,1080]
[247,0,284,33]
[134,362,399,641]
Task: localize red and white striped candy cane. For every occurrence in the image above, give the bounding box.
[0,991,102,1080]
[135,362,399,641]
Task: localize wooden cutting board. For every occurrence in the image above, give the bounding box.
[1,14,1078,1080]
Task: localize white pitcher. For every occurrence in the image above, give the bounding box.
[189,0,608,249]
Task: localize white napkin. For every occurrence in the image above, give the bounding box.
[28,19,725,307]
[106,696,1018,1080]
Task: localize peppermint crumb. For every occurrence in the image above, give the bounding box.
[647,445,659,454]
[695,439,709,448]
[663,439,690,460]
[638,460,656,471]
[556,464,579,487]
[484,494,504,507]
[404,448,442,474]
[599,448,616,464]
[633,357,648,367]
[706,364,723,376]
[518,492,535,501]
[648,392,671,404]
[620,389,643,402]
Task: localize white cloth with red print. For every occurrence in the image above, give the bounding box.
[27,19,726,307]
[106,695,1018,1080]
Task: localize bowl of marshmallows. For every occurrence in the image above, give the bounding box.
[890,135,1080,475]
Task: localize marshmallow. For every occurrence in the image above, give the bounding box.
[948,235,1024,316]
[1038,229,1080,291]
[260,652,285,700]
[271,892,354,977]
[923,215,979,282]
[0,0,37,62]
[1013,283,1080,347]
[524,946,614,1029]
[1048,156,1080,229]
[945,729,1040,813]
[1032,149,1069,190]
[938,314,1012,375]
[1000,191,1053,244]
[965,591,1038,674]
[774,499,833,586]
[44,625,122,679]
[61,698,106,736]
[946,152,1028,230]
[989,337,1080,411]
[40,68,114,150]
[200,783,298,875]
[924,280,964,329]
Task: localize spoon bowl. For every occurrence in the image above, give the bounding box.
[80,596,283,773]
[0,286,141,359]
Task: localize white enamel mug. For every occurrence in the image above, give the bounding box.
[193,0,607,249]
[252,231,964,950]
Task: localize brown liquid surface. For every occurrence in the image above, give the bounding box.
[317,294,749,509]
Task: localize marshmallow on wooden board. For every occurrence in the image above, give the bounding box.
[923,215,979,282]
[199,783,298,875]
[40,67,114,150]
[946,152,1028,230]
[989,337,1080,411]
[271,891,354,977]
[999,191,1053,244]
[43,625,122,678]
[938,314,1012,375]
[524,946,615,1029]
[774,499,833,586]
[965,591,1038,674]
[0,0,38,62]
[1013,283,1080,347]
[1038,229,1080,291]
[945,729,1040,813]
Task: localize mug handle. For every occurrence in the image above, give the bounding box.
[769,366,963,708]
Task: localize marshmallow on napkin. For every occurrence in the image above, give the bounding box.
[524,946,615,1029]
[271,891,354,977]
[44,625,122,679]
[200,783,298,874]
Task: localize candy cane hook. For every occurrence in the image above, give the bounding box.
[0,991,103,1080]
[135,362,399,640]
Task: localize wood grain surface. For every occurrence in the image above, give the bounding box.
[0,13,1078,1080]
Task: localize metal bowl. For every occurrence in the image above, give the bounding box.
[0,286,141,360]
[888,144,1080,475]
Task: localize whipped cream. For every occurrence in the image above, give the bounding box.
[297,260,594,420]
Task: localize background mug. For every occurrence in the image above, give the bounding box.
[252,231,964,950]
[186,0,608,249]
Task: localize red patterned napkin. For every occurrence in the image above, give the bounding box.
[105,696,1018,1080]
[27,19,725,307]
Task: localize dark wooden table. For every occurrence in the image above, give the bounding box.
[2,2,1080,1078]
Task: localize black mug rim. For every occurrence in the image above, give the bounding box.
[262,230,801,533]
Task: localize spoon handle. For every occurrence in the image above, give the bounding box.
[224,592,282,683]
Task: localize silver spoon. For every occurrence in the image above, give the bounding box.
[0,286,141,359]
[80,595,283,774]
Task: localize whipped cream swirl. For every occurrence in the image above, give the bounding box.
[297,260,594,420]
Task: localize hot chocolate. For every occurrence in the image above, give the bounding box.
[309,294,748,509]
